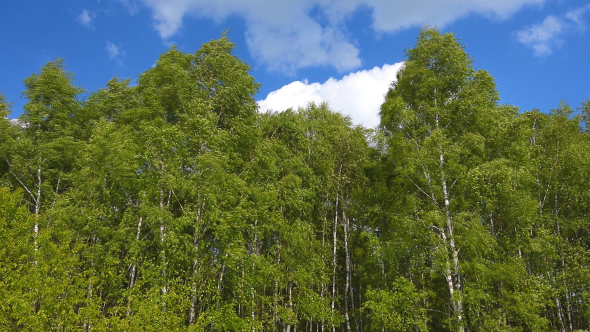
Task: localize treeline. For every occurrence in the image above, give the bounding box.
[1,28,590,331]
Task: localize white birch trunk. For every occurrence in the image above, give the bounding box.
[331,190,339,332]
[343,209,352,332]
[160,185,167,298]
[435,114,464,332]
[321,206,327,332]
[189,198,204,324]
[129,215,143,288]
[285,281,293,332]
[33,165,41,266]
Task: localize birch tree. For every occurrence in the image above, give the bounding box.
[379,27,498,331]
[4,60,84,271]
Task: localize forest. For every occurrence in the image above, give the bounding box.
[1,27,590,331]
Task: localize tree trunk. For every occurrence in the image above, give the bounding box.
[34,165,41,265]
[285,281,293,332]
[212,257,227,332]
[343,209,352,332]
[321,205,327,332]
[189,198,205,325]
[436,115,463,332]
[160,185,167,298]
[251,219,259,331]
[332,190,339,332]
[129,215,143,288]
[441,168,464,331]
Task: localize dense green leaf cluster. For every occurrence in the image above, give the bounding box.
[1,29,590,331]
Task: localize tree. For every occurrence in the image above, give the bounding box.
[379,27,498,331]
[525,103,590,330]
[21,59,85,139]
[3,60,84,275]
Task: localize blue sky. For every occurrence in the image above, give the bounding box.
[2,0,590,127]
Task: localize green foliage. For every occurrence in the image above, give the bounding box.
[364,278,426,331]
[0,187,34,329]
[21,59,85,139]
[0,93,14,182]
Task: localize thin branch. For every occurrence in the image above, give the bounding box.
[0,305,16,329]
[5,157,37,203]
[449,177,459,192]
[409,177,439,208]
[171,189,185,213]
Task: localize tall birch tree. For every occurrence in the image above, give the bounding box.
[379,27,498,331]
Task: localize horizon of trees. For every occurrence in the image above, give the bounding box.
[1,27,590,331]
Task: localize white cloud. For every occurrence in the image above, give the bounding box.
[565,3,590,31]
[517,16,564,56]
[517,4,590,56]
[106,42,126,65]
[257,62,404,128]
[77,9,94,27]
[360,0,545,32]
[134,0,546,73]
[106,42,119,58]
[245,21,361,74]
[10,118,28,128]
[119,0,141,15]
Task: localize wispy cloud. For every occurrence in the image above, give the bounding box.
[106,42,126,65]
[517,4,590,56]
[517,15,564,56]
[77,9,94,28]
[565,3,590,31]
[134,0,546,73]
[118,0,140,15]
[106,42,119,58]
[257,62,404,128]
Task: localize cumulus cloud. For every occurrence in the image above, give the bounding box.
[77,9,94,27]
[517,4,590,56]
[245,20,361,73]
[257,62,404,128]
[133,0,546,73]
